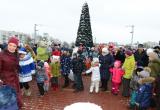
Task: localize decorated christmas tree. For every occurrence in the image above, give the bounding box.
[75,2,93,47]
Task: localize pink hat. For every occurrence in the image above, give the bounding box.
[114,60,121,68]
[8,36,19,46]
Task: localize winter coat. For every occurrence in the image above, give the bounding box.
[37,47,49,61]
[44,63,52,83]
[134,50,149,67]
[86,66,100,81]
[148,58,160,78]
[130,71,140,90]
[109,67,124,83]
[60,55,71,75]
[0,49,22,108]
[35,67,48,83]
[19,54,35,82]
[71,57,86,74]
[99,54,114,80]
[50,62,61,77]
[136,77,155,108]
[122,55,135,79]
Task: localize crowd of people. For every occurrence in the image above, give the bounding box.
[0,36,160,110]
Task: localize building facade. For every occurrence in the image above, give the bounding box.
[0,30,31,45]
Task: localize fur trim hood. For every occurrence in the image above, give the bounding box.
[138,77,155,85]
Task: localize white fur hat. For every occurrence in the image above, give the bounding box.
[147,48,154,55]
[102,47,109,54]
[92,58,99,63]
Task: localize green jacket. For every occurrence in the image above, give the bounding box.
[50,62,61,77]
[37,47,49,61]
[148,59,160,78]
[122,55,136,79]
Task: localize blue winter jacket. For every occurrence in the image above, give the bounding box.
[136,83,153,108]
[60,55,71,75]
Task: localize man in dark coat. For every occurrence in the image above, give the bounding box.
[134,44,149,67]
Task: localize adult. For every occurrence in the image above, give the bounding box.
[99,47,114,91]
[122,50,135,97]
[0,36,23,108]
[147,50,160,110]
[113,47,125,64]
[153,46,160,58]
[134,44,149,67]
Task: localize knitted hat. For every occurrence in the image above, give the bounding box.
[138,67,151,78]
[138,44,144,48]
[125,50,132,56]
[114,60,121,68]
[8,36,19,46]
[18,47,27,54]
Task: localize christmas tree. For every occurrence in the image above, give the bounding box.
[75,2,93,47]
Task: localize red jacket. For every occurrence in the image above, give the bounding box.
[0,50,22,108]
[110,68,124,83]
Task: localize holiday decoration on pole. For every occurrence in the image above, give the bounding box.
[75,2,93,47]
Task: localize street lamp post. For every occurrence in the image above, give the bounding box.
[126,25,134,47]
[130,25,134,47]
[34,24,38,44]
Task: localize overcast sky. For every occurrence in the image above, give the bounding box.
[0,0,160,44]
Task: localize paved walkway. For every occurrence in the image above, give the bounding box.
[21,75,154,110]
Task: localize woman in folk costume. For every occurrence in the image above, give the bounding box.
[50,55,61,91]
[122,50,136,97]
[18,47,35,96]
[0,36,23,109]
[99,47,114,91]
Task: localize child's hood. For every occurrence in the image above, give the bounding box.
[138,77,155,85]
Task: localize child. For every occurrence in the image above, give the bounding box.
[35,61,48,96]
[50,55,61,91]
[19,47,35,96]
[86,58,100,93]
[71,53,86,92]
[61,50,71,88]
[135,67,155,110]
[129,66,143,109]
[44,62,52,92]
[109,60,124,95]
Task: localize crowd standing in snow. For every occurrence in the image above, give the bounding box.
[0,36,160,110]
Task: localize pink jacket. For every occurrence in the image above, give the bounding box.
[44,62,52,83]
[110,68,124,83]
